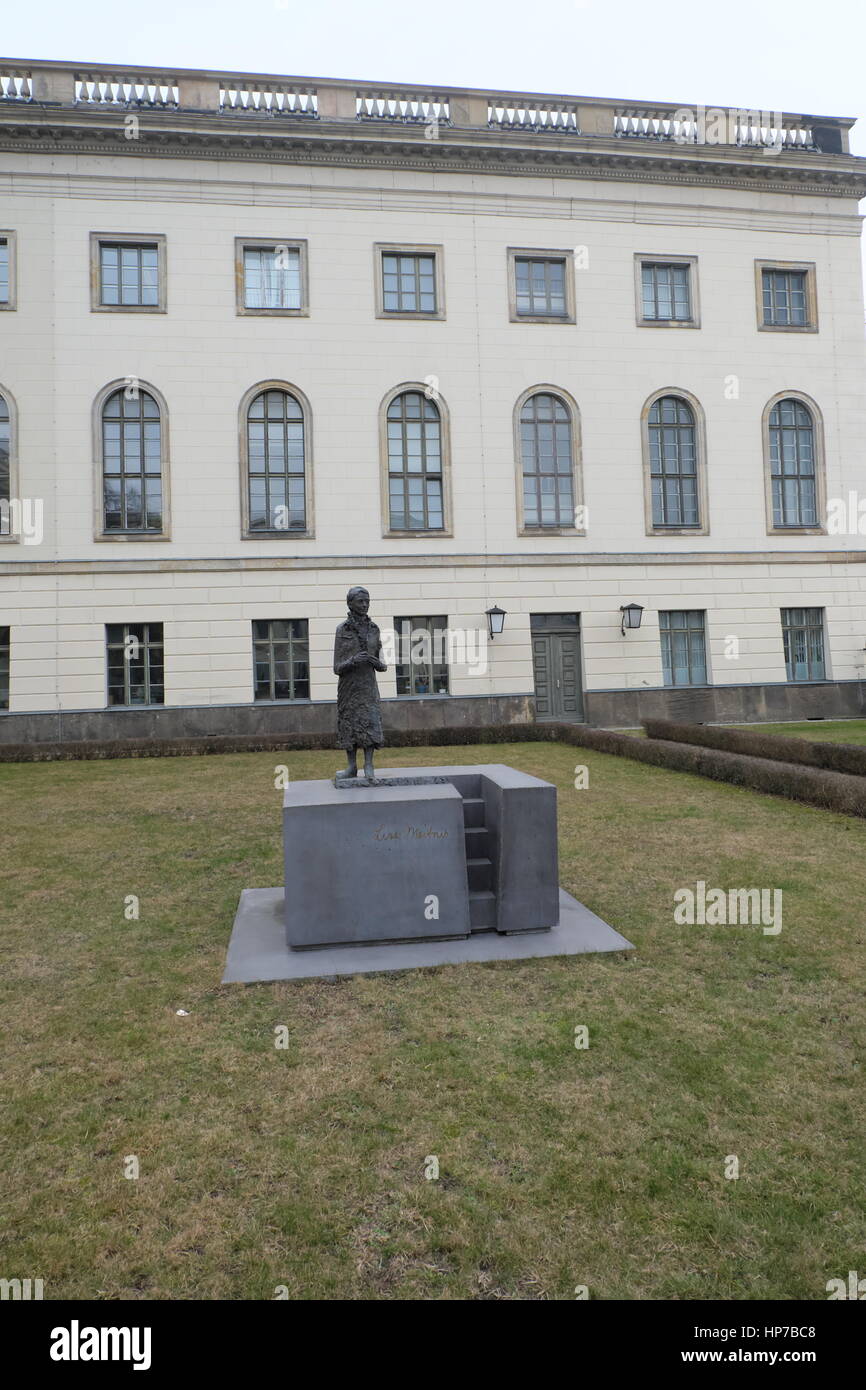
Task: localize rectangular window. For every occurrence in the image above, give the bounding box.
[782,608,826,682]
[382,252,436,313]
[244,246,301,310]
[100,243,160,307]
[514,256,567,318]
[756,261,817,331]
[374,244,444,319]
[235,239,308,316]
[394,616,450,696]
[106,623,164,706]
[641,262,691,321]
[252,619,310,700]
[0,626,9,709]
[659,611,708,687]
[763,269,806,326]
[0,239,8,305]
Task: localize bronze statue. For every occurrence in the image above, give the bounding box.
[334,586,387,780]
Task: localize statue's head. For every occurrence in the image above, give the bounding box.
[347,586,370,616]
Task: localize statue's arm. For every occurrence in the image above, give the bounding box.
[371,628,387,673]
[333,629,358,676]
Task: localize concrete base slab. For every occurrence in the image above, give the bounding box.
[222,887,634,983]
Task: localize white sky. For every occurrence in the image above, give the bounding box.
[3,0,865,282]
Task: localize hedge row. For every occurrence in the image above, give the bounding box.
[5,719,866,817]
[643,717,866,778]
[0,722,561,763]
[560,725,866,818]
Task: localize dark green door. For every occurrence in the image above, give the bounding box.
[532,627,583,721]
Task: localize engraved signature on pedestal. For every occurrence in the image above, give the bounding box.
[374,824,450,842]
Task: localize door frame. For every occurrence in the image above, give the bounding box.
[531,618,585,723]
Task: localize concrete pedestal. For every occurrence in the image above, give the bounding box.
[222,762,634,981]
[283,778,471,948]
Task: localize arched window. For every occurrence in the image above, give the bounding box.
[767,397,818,528]
[644,391,706,530]
[386,389,444,532]
[245,387,308,533]
[519,391,576,529]
[101,387,164,533]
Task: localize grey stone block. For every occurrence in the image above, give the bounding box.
[380,764,559,934]
[283,778,471,948]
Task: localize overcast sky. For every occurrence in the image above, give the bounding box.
[4,0,864,284]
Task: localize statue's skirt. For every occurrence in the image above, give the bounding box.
[336,664,384,750]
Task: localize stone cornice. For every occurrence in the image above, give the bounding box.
[2,106,866,199]
[2,550,865,577]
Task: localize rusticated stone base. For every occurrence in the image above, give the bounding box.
[0,683,863,759]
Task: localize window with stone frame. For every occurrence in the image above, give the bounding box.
[782,607,826,682]
[386,391,444,531]
[102,388,164,533]
[648,395,700,528]
[394,616,450,695]
[0,626,9,709]
[769,398,818,528]
[659,610,708,687]
[106,623,164,706]
[252,619,310,700]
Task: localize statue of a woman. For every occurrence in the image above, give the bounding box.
[334,586,387,780]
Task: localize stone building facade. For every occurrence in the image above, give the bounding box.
[1,61,865,745]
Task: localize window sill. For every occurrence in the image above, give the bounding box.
[96,532,171,542]
[243,530,314,540]
[376,310,446,321]
[520,526,585,538]
[758,323,818,333]
[253,698,312,704]
[637,318,699,329]
[767,526,827,537]
[91,305,167,314]
[648,527,709,537]
[510,314,575,325]
[236,307,309,317]
[105,703,166,711]
[383,529,451,539]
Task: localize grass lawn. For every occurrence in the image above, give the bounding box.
[2,741,865,1301]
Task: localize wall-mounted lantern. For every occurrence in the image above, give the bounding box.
[486,604,507,640]
[620,603,644,636]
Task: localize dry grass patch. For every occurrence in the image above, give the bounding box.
[1,743,865,1300]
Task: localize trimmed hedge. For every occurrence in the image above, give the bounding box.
[0,722,560,764]
[5,717,866,818]
[563,726,866,818]
[643,717,866,778]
